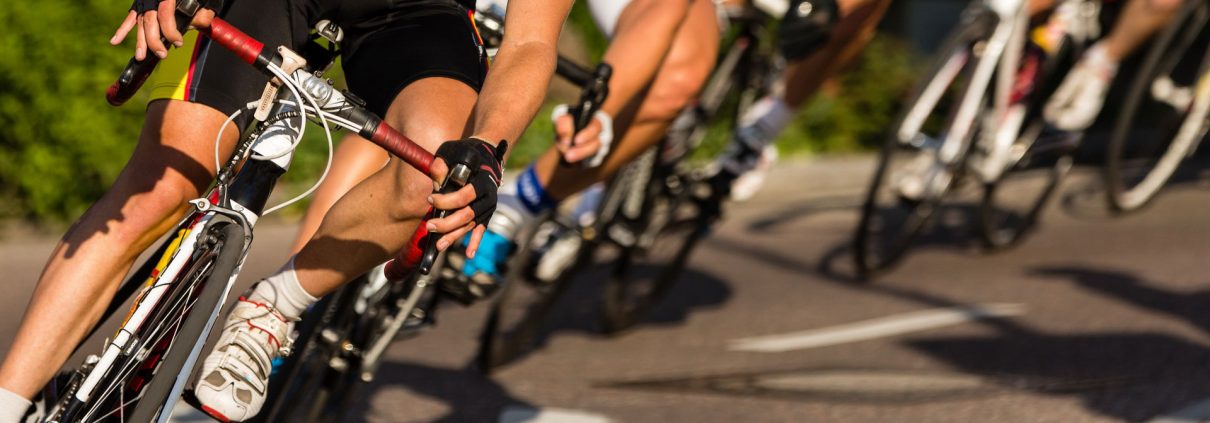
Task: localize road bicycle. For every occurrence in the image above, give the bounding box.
[251,9,613,420]
[41,3,480,421]
[1103,0,1209,213]
[475,1,784,372]
[853,0,1104,277]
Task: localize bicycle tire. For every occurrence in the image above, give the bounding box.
[261,278,362,422]
[598,198,707,334]
[475,208,607,372]
[852,15,992,278]
[127,220,245,423]
[1104,0,1210,213]
[978,36,1082,250]
[978,145,1072,249]
[598,28,774,333]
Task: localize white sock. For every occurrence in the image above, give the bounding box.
[247,258,317,320]
[488,180,542,240]
[0,387,30,423]
[724,96,794,175]
[739,96,794,147]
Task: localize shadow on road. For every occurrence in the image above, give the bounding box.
[1031,266,1210,335]
[709,202,983,285]
[536,265,732,340]
[705,232,1210,420]
[347,360,534,422]
[744,194,862,233]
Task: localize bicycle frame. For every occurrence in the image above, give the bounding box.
[53,16,462,421]
[897,0,1101,184]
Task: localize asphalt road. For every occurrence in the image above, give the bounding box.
[4,156,1210,422]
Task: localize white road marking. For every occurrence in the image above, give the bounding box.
[499,406,612,423]
[1149,399,1210,423]
[728,303,1026,353]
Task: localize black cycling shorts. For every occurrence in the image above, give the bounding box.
[147,0,486,124]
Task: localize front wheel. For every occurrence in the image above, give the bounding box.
[49,219,245,423]
[599,167,707,334]
[476,212,594,373]
[1104,1,1210,213]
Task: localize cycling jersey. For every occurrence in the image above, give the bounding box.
[147,0,486,125]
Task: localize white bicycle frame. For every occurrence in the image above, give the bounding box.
[58,56,367,422]
[897,0,1099,184]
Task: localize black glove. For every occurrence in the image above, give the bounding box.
[778,0,840,60]
[433,138,508,228]
[130,0,224,15]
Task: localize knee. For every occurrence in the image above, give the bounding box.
[637,61,711,122]
[104,177,195,243]
[622,0,692,26]
[385,163,436,222]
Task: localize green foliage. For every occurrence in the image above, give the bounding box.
[779,36,919,154]
[0,0,145,221]
[0,0,920,223]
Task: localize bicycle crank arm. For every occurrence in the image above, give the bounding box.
[358,277,432,382]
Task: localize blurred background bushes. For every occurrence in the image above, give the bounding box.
[0,0,919,226]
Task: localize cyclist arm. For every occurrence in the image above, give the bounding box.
[553,0,692,162]
[428,0,573,254]
[467,0,572,146]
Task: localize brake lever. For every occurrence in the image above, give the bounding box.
[418,163,472,274]
[106,0,202,105]
[559,63,613,168]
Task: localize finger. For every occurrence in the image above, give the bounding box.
[158,0,184,47]
[143,11,168,58]
[565,138,602,163]
[111,11,138,45]
[426,206,476,233]
[429,158,449,188]
[553,114,574,145]
[193,8,215,29]
[574,118,604,145]
[436,222,477,252]
[429,184,477,211]
[135,19,148,61]
[465,226,486,259]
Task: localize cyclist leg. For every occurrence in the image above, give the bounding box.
[1045,0,1181,130]
[291,79,479,296]
[0,102,240,403]
[193,6,490,418]
[0,0,323,414]
[460,0,720,282]
[288,134,389,253]
[720,0,890,199]
[546,0,720,196]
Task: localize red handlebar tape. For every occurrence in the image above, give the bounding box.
[370,123,435,176]
[204,18,265,65]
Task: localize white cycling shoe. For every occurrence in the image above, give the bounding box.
[1044,43,1118,131]
[193,297,294,422]
[730,145,779,202]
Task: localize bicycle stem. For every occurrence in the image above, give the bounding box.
[200,17,436,176]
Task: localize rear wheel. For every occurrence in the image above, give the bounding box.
[978,124,1073,249]
[1104,1,1210,213]
[853,15,991,277]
